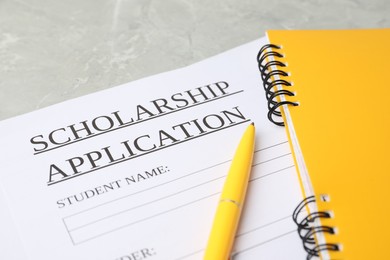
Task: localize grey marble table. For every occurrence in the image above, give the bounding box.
[1,0,389,121]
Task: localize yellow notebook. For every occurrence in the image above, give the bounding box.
[258,29,390,259]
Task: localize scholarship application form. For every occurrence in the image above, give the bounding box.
[0,37,306,260]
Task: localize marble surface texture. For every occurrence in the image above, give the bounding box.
[1,0,389,120]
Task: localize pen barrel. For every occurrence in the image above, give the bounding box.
[204,124,255,260]
[221,124,255,203]
[220,151,253,203]
[203,201,242,260]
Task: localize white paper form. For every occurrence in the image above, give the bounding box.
[0,189,27,260]
[0,37,306,259]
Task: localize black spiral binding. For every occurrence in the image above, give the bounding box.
[292,196,340,259]
[258,44,340,258]
[257,44,298,126]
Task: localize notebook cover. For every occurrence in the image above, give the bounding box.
[266,29,390,259]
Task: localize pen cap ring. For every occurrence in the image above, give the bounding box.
[219,198,241,208]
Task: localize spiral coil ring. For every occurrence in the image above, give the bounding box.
[257,44,298,126]
[292,196,340,259]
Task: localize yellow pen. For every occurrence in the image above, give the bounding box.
[204,123,255,260]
